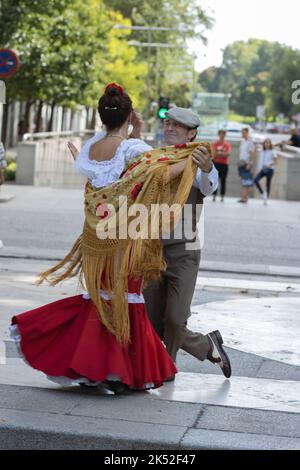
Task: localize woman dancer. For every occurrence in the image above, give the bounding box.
[10,83,208,394]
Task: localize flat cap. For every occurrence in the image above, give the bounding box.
[165,106,200,129]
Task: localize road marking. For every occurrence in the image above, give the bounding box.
[197,277,300,293]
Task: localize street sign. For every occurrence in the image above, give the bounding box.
[0,49,20,79]
[256,105,265,120]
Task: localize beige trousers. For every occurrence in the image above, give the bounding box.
[143,243,210,362]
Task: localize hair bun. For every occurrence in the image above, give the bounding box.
[104,82,124,96]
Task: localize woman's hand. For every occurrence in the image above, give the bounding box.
[192,146,213,173]
[130,109,144,138]
[67,142,80,160]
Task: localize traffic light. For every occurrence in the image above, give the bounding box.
[157,96,170,119]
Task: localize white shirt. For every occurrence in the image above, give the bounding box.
[258,149,277,170]
[239,139,255,163]
[194,165,218,195]
[74,132,218,195]
[74,131,152,188]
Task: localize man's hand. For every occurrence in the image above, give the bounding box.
[192,146,213,173]
[67,142,80,160]
[129,109,144,138]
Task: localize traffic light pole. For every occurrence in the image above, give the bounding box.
[155,46,161,102]
[114,25,188,131]
[145,30,151,132]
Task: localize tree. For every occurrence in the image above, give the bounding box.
[104,0,214,108]
[0,0,71,45]
[2,1,149,122]
[198,39,300,118]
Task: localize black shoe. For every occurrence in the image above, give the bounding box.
[207,330,232,378]
[79,381,99,388]
[104,380,129,395]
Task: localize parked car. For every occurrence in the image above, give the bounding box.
[224,121,251,138]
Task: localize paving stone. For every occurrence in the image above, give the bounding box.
[0,408,186,450]
[181,428,300,450]
[197,405,300,438]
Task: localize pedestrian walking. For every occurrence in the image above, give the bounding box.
[212,130,231,202]
[254,138,277,205]
[237,128,255,203]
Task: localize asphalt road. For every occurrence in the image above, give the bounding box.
[1,185,300,269]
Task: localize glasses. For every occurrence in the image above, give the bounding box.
[163,119,187,130]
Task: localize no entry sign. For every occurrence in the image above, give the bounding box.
[0,49,20,79]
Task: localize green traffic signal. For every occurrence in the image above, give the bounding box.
[157,107,168,119]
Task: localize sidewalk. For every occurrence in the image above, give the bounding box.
[0,258,299,450]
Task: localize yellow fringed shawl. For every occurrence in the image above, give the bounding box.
[38,142,211,344]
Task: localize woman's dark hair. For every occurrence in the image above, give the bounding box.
[263,138,273,150]
[98,84,133,131]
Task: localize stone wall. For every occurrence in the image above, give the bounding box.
[15,136,300,200]
[16,137,86,188]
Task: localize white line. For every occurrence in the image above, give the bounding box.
[197,277,300,293]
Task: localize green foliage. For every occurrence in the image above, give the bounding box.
[198,39,300,118]
[4,0,109,107]
[3,160,16,181]
[0,0,71,44]
[104,0,214,107]
[1,0,213,118]
[228,113,256,124]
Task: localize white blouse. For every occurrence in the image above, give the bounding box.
[75,131,218,196]
[258,149,277,170]
[74,131,152,188]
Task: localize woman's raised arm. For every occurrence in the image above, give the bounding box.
[67,142,80,160]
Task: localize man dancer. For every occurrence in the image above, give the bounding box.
[143,107,232,378]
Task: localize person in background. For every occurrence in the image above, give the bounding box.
[212,130,231,202]
[278,127,300,149]
[0,141,7,186]
[254,138,277,205]
[237,128,255,203]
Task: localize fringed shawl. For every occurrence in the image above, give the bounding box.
[38,142,211,344]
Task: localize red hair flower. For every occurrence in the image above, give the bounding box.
[104,82,124,95]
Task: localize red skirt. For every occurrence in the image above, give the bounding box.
[11,284,177,390]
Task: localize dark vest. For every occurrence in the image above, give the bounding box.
[162,186,204,248]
